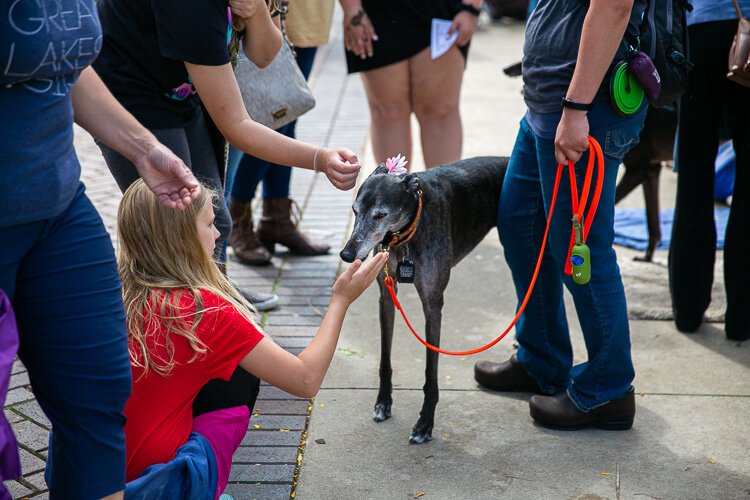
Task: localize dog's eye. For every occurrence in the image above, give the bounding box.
[372,212,387,220]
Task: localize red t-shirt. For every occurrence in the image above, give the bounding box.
[123,289,264,481]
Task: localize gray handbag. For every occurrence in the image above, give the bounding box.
[234,32,316,130]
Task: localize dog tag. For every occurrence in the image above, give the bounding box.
[397,260,415,284]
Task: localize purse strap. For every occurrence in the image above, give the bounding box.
[733,0,744,19]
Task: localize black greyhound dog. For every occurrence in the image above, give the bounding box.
[340,156,509,444]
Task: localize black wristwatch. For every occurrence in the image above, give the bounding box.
[562,98,593,112]
[458,2,481,16]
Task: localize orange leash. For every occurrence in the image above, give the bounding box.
[383,137,605,356]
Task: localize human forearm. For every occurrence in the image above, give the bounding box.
[240,254,385,398]
[338,0,362,12]
[461,0,483,9]
[186,62,316,167]
[230,117,321,169]
[241,8,282,68]
[71,67,159,165]
[240,297,348,398]
[295,297,349,395]
[565,0,633,104]
[187,61,359,189]
[554,0,634,164]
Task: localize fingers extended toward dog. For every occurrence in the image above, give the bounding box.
[335,252,387,301]
[359,251,388,282]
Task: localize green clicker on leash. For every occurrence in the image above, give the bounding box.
[570,215,591,285]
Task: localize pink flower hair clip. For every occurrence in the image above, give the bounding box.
[385,154,408,176]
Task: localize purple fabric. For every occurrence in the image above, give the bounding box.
[0,291,21,489]
[629,51,661,102]
[192,406,250,499]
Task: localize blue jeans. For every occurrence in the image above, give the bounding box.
[0,183,131,497]
[225,46,319,203]
[498,116,642,411]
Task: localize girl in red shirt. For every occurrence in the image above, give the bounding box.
[117,179,386,498]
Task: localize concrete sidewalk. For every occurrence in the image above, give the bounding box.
[295,18,750,500]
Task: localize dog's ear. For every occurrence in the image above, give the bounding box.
[402,173,420,194]
[368,164,389,178]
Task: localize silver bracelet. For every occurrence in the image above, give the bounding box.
[312,146,322,174]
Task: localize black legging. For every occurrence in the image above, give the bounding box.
[670,20,750,339]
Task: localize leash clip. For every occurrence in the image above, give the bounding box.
[572,215,584,246]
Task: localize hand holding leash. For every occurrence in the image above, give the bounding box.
[555,107,590,164]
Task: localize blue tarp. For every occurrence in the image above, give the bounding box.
[613,207,730,251]
[715,141,735,202]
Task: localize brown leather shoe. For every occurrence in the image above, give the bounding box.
[228,198,272,266]
[474,354,542,393]
[529,388,635,431]
[258,198,330,256]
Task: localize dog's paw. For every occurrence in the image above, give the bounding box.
[372,402,392,422]
[408,421,433,444]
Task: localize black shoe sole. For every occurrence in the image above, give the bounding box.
[530,411,634,431]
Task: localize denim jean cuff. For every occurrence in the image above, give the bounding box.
[567,385,634,413]
[566,387,592,413]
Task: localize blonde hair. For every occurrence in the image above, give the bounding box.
[117,179,259,376]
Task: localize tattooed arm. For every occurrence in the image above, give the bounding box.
[339,0,377,59]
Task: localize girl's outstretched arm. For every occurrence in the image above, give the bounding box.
[239,252,388,398]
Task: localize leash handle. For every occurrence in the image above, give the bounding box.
[563,137,605,276]
[383,136,605,356]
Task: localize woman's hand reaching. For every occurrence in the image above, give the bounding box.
[317,147,362,191]
[133,144,201,210]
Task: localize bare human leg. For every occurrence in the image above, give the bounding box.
[361,60,413,166]
[410,46,465,168]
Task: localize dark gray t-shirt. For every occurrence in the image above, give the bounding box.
[523,0,648,113]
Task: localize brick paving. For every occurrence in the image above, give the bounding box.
[3,13,369,499]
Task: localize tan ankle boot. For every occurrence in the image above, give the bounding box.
[228,198,272,266]
[258,198,330,256]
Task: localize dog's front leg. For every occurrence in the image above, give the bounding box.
[410,283,447,444]
[374,270,397,422]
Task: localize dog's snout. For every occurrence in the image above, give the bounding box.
[339,248,356,263]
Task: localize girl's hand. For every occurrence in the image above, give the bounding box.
[229,0,264,20]
[449,11,479,47]
[332,252,389,306]
[318,147,362,191]
[343,6,378,59]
